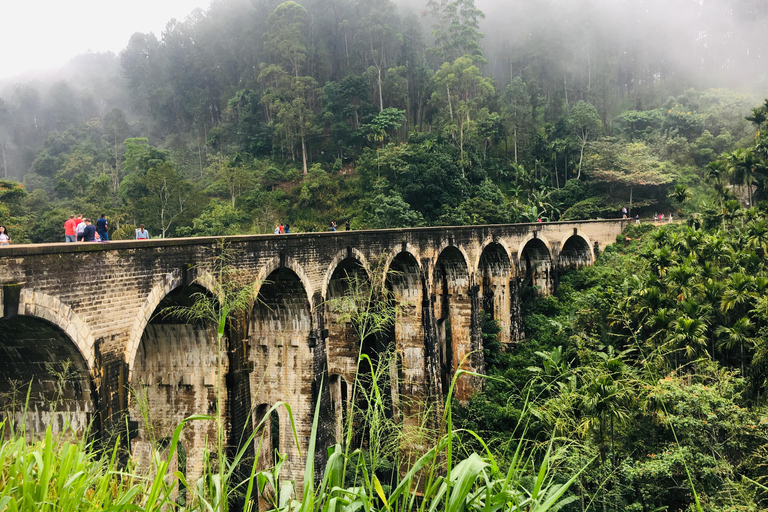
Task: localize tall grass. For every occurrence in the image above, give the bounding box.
[0,367,588,512]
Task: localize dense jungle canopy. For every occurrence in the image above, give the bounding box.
[0,0,766,240]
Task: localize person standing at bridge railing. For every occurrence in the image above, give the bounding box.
[79,219,96,242]
[136,225,150,240]
[0,225,10,246]
[96,214,109,242]
[76,215,86,239]
[64,215,77,243]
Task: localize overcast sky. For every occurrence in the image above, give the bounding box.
[0,0,213,80]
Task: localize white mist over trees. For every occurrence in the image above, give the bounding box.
[0,0,766,240]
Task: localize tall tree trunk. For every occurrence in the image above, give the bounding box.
[344,32,350,69]
[446,85,453,121]
[513,126,518,164]
[578,135,587,180]
[113,128,120,190]
[0,139,8,179]
[459,119,465,178]
[301,135,308,175]
[377,66,384,112]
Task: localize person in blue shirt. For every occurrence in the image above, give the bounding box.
[96,214,109,241]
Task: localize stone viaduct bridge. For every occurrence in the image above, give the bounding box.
[0,220,627,484]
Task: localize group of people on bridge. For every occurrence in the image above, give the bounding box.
[63,214,110,242]
[63,215,151,243]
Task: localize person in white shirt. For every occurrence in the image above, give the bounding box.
[76,217,87,240]
[0,225,10,245]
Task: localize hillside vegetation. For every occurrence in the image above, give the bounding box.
[0,0,766,240]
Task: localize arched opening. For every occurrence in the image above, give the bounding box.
[329,375,348,443]
[129,284,224,486]
[0,316,95,439]
[520,238,553,296]
[560,235,592,272]
[249,267,311,484]
[478,243,513,344]
[386,252,423,424]
[433,247,471,398]
[325,257,369,384]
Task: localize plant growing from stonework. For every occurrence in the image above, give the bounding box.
[160,239,260,511]
[320,252,413,485]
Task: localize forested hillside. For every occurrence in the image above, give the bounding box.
[458,204,768,511]
[0,0,767,241]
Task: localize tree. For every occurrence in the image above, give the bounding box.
[119,139,192,237]
[369,191,424,228]
[587,140,674,214]
[425,0,486,64]
[260,69,322,175]
[261,2,322,175]
[136,162,193,238]
[568,100,602,180]
[206,155,253,208]
[363,108,406,146]
[263,1,309,78]
[430,55,495,175]
[502,77,533,164]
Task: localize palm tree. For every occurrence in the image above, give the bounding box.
[721,273,755,316]
[724,148,760,207]
[665,315,709,366]
[716,317,756,375]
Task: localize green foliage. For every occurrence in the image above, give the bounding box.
[368,190,424,228]
[176,199,245,237]
[461,204,768,512]
[560,196,620,220]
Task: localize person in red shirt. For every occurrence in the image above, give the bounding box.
[64,215,77,243]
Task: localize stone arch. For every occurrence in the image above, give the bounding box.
[321,248,370,301]
[431,242,472,288]
[433,246,472,397]
[516,232,554,264]
[518,234,554,295]
[256,255,315,310]
[1,299,97,436]
[325,254,371,383]
[477,241,514,344]
[559,232,594,271]
[383,245,423,287]
[17,289,96,370]
[125,269,184,377]
[128,281,224,486]
[248,266,313,485]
